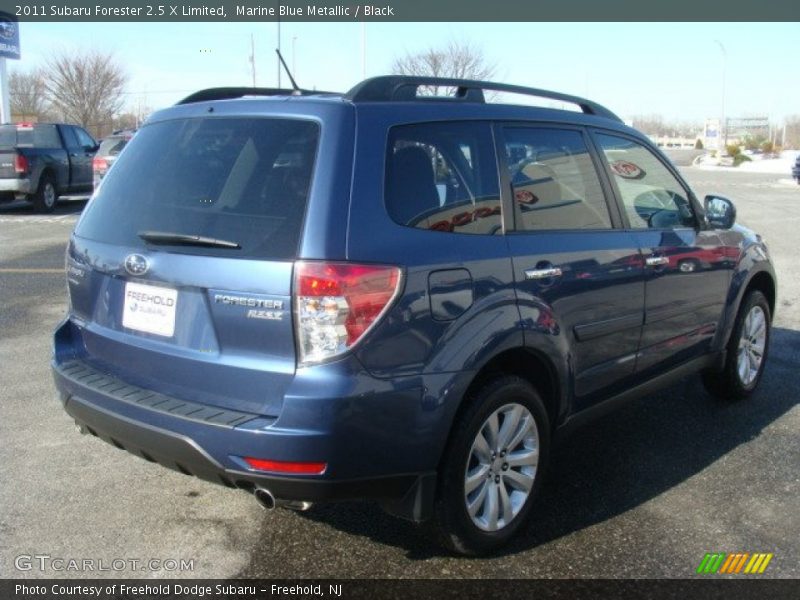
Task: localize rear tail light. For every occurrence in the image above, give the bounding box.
[294,261,402,364]
[14,153,28,174]
[92,157,108,172]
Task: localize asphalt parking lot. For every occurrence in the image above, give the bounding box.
[1,169,798,579]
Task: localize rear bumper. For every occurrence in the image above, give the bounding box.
[0,178,31,194]
[51,339,445,521]
[61,391,423,505]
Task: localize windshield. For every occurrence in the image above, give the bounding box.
[75,117,319,260]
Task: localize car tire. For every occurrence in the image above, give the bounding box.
[431,376,550,555]
[702,290,771,401]
[31,173,58,213]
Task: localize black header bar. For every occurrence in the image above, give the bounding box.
[2,0,799,22]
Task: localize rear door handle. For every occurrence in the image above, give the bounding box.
[645,256,669,267]
[525,266,563,280]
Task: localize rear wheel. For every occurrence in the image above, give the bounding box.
[703,290,770,400]
[432,376,549,555]
[31,173,57,213]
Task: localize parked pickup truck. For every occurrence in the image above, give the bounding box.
[0,122,98,213]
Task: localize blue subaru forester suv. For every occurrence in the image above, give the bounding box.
[52,77,776,554]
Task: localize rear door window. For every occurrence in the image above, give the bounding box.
[75,118,319,260]
[32,125,61,148]
[502,127,613,231]
[385,122,502,235]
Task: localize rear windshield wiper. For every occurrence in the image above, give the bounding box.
[138,230,241,249]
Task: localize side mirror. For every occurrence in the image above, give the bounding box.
[704,195,736,229]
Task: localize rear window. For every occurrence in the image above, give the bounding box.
[97,135,130,157]
[75,117,319,260]
[0,124,61,148]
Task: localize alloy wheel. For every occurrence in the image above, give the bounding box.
[464,403,539,532]
[737,305,767,386]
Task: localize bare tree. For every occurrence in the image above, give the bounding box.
[631,114,701,138]
[43,49,128,137]
[392,40,496,96]
[9,69,50,121]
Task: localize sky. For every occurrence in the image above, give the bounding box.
[10,21,800,124]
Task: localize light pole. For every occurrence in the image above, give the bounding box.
[276,19,281,87]
[361,22,366,80]
[714,40,727,150]
[292,35,297,76]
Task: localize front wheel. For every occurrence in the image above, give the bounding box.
[431,376,550,555]
[703,290,771,400]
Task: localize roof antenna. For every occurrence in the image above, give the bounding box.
[275,48,301,95]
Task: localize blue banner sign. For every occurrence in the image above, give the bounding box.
[0,12,20,59]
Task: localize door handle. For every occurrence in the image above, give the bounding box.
[525,266,563,280]
[645,256,669,267]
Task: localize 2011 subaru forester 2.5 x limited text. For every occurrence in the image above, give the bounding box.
[52,77,777,555]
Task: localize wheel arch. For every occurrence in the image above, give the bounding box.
[745,270,776,320]
[36,166,58,191]
[715,266,776,355]
[433,346,565,478]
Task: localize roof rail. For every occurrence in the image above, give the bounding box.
[345,76,622,122]
[177,87,337,105]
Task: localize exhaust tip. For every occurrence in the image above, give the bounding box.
[254,487,276,510]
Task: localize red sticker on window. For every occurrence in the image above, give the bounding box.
[515,190,538,204]
[610,160,646,180]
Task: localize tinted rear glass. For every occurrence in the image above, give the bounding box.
[97,136,130,157]
[75,117,319,260]
[0,124,61,148]
[385,121,501,235]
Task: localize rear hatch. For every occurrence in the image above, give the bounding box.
[67,116,320,417]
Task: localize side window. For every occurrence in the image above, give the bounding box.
[74,127,96,149]
[385,122,501,235]
[60,126,80,150]
[596,133,695,229]
[503,127,612,231]
[32,125,61,148]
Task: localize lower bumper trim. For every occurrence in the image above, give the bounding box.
[64,394,431,510]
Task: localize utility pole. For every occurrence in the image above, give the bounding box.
[714,40,727,150]
[0,16,20,124]
[292,35,297,76]
[276,20,281,87]
[0,58,9,124]
[361,22,366,80]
